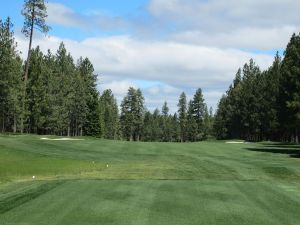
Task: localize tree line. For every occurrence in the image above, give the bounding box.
[0,18,101,136]
[120,87,213,142]
[214,33,300,143]
[0,16,213,141]
[1,0,299,142]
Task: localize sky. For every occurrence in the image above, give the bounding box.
[1,0,299,113]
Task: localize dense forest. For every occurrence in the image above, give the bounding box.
[0,16,213,142]
[214,34,300,143]
[0,0,299,143]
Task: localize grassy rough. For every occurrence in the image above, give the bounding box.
[0,135,299,225]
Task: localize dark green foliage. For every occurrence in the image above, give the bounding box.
[22,0,50,81]
[142,109,163,142]
[7,11,299,143]
[21,0,50,132]
[78,57,101,137]
[120,87,145,141]
[191,88,208,140]
[214,60,266,141]
[161,102,172,141]
[214,33,300,143]
[99,89,119,139]
[26,47,50,133]
[279,34,300,142]
[203,106,214,139]
[1,18,215,142]
[187,101,198,141]
[21,0,50,37]
[0,23,102,137]
[178,92,187,142]
[0,18,23,133]
[213,95,228,139]
[123,90,211,143]
[20,44,101,136]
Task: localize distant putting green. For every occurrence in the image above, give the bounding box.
[0,135,299,225]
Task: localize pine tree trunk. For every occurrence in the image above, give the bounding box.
[67,126,70,137]
[1,110,4,133]
[20,102,25,134]
[24,9,34,82]
[75,121,78,136]
[13,113,17,133]
[21,8,35,134]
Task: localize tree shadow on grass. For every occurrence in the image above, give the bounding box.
[245,143,300,158]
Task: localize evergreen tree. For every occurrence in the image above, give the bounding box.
[214,46,298,142]
[177,92,187,142]
[100,89,119,139]
[259,54,281,140]
[53,43,75,135]
[171,113,180,142]
[120,94,132,141]
[187,100,198,141]
[203,105,214,139]
[120,87,145,141]
[191,88,206,140]
[78,57,101,137]
[161,101,172,141]
[226,69,243,138]
[134,89,145,141]
[279,33,300,143]
[213,95,229,139]
[0,18,23,133]
[22,0,50,81]
[142,111,153,141]
[240,59,261,141]
[26,46,49,133]
[21,0,50,132]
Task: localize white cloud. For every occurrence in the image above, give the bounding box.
[148,0,300,30]
[47,2,128,31]
[47,3,85,28]
[101,80,136,96]
[171,26,299,50]
[78,36,273,88]
[146,84,180,95]
[147,0,300,50]
[45,1,300,50]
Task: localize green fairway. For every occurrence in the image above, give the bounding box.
[0,135,299,225]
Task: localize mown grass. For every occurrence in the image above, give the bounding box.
[0,135,299,225]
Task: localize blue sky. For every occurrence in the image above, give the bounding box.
[1,0,299,112]
[0,0,148,39]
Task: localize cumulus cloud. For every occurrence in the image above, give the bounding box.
[101,80,136,96]
[77,36,273,88]
[148,0,300,30]
[170,26,299,50]
[47,2,128,31]
[146,0,300,50]
[45,1,300,51]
